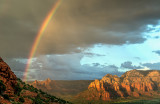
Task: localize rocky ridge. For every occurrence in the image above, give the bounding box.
[78,69,160,100]
[32,78,52,90]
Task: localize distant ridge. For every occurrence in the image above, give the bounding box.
[30,79,93,96]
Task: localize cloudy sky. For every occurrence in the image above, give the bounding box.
[1,0,160,81]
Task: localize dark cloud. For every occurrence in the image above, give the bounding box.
[152,50,160,55]
[1,0,160,58]
[121,61,142,69]
[142,62,160,70]
[0,0,58,58]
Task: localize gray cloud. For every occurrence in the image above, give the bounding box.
[92,63,100,67]
[1,0,160,58]
[5,59,26,78]
[152,50,160,55]
[121,61,143,69]
[84,52,106,57]
[142,62,160,70]
[25,54,121,80]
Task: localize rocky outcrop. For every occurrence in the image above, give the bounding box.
[32,78,52,90]
[79,69,160,100]
[0,57,17,96]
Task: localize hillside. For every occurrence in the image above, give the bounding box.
[77,69,160,101]
[0,57,71,104]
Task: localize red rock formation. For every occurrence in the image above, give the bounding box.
[80,69,160,100]
[0,57,17,96]
[88,79,105,91]
[147,71,160,88]
[32,78,52,90]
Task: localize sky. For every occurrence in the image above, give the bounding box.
[1,0,160,81]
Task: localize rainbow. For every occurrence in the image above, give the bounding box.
[23,0,62,81]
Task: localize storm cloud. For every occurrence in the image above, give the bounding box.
[1,0,160,58]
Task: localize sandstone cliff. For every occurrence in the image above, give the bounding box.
[78,69,160,100]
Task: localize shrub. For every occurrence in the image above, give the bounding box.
[14,83,22,96]
[23,84,27,90]
[0,80,6,94]
[17,78,22,82]
[10,98,14,101]
[2,94,9,100]
[25,84,38,92]
[34,98,44,104]
[19,96,25,103]
[12,102,21,104]
[39,89,45,94]
[50,96,56,102]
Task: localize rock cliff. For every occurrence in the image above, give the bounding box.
[78,69,160,100]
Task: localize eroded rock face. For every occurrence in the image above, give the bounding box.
[147,71,160,88]
[81,69,160,100]
[0,57,17,96]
